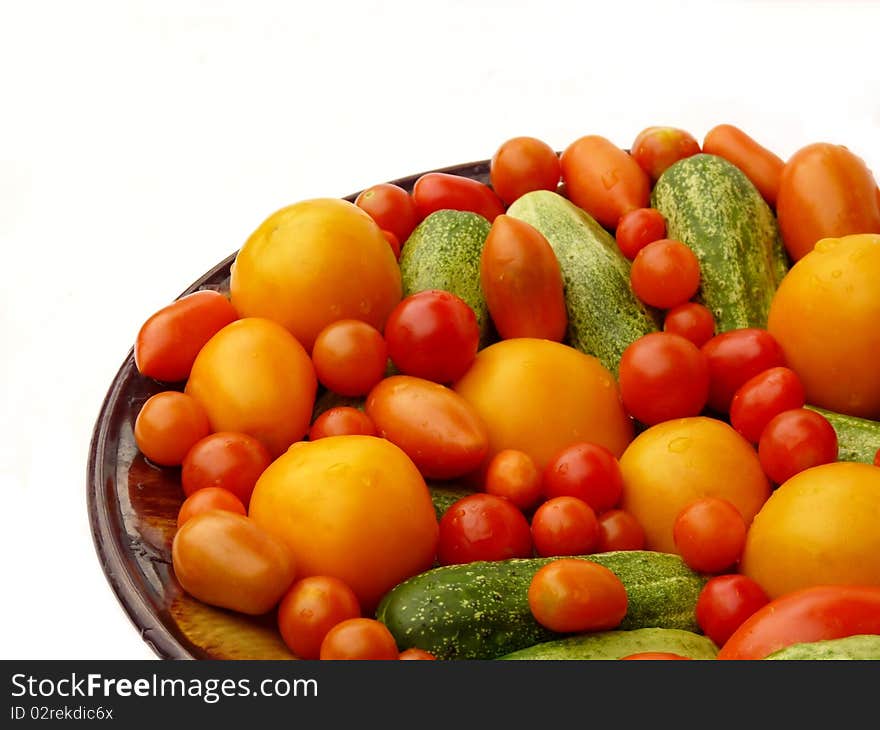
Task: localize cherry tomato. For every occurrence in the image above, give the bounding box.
[134,391,212,467]
[672,497,747,574]
[181,431,273,506]
[777,142,880,261]
[382,229,401,259]
[630,126,701,182]
[702,124,784,207]
[412,172,505,222]
[757,408,838,485]
[308,407,376,441]
[695,574,770,648]
[618,332,709,426]
[177,487,247,528]
[135,290,238,383]
[630,239,701,310]
[319,617,399,660]
[480,215,567,342]
[354,183,420,244]
[875,447,880,467]
[384,290,480,384]
[484,449,543,512]
[542,442,624,513]
[700,328,786,414]
[531,497,600,557]
[717,584,880,660]
[398,648,437,660]
[614,208,667,260]
[597,509,646,552]
[729,367,806,444]
[437,493,532,566]
[663,302,716,347]
[620,652,691,660]
[527,558,628,633]
[490,136,561,205]
[311,319,387,397]
[277,576,361,660]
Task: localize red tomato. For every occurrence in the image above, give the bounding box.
[630,239,701,310]
[480,215,567,342]
[354,183,420,244]
[875,447,880,467]
[729,367,806,443]
[382,229,401,259]
[757,408,838,485]
[366,376,489,480]
[531,497,600,557]
[700,328,786,414]
[542,442,624,513]
[399,648,437,660]
[614,208,667,260]
[560,135,651,229]
[618,332,710,426]
[134,391,212,467]
[695,574,770,648]
[490,136,561,205]
[319,618,399,660]
[308,407,376,441]
[277,576,361,660]
[384,290,480,384]
[702,124,784,207]
[672,497,747,574]
[597,509,646,552]
[663,302,716,348]
[484,449,543,512]
[181,431,273,507]
[527,558,628,633]
[412,172,505,222]
[620,652,691,660]
[630,126,701,182]
[311,319,388,397]
[437,493,532,566]
[717,584,880,660]
[135,290,238,383]
[177,487,247,528]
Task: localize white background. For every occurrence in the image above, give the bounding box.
[2,0,878,660]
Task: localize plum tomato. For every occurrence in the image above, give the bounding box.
[630,239,701,310]
[614,208,667,260]
[597,509,646,552]
[319,618,399,660]
[412,172,505,222]
[177,487,247,529]
[308,407,376,441]
[757,408,838,485]
[181,431,273,506]
[490,136,561,205]
[531,496,600,557]
[484,449,543,512]
[437,493,532,566]
[311,319,387,397]
[630,126,701,182]
[729,367,806,444]
[695,574,770,648]
[542,442,624,513]
[703,124,784,207]
[663,302,716,347]
[134,391,212,467]
[672,497,747,574]
[354,183,420,244]
[398,648,437,660]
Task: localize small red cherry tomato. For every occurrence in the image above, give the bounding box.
[381,229,401,259]
[308,407,376,441]
[597,510,646,552]
[673,497,747,574]
[311,319,388,397]
[412,172,505,222]
[630,239,701,310]
[181,431,273,506]
[354,183,420,243]
[542,442,624,513]
[663,302,716,347]
[319,618,399,660]
[177,487,247,528]
[531,496,600,557]
[631,126,701,182]
[615,208,667,260]
[484,449,543,512]
[695,574,770,648]
[399,648,437,660]
[729,367,806,443]
[437,493,532,566]
[490,136,561,205]
[757,408,839,485]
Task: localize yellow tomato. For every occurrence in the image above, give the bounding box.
[230,198,402,352]
[248,435,438,612]
[619,417,770,554]
[185,318,317,457]
[452,338,633,472]
[767,234,880,418]
[741,461,880,598]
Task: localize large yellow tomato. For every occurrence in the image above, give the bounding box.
[185,318,317,457]
[619,417,770,554]
[452,338,633,472]
[230,198,402,352]
[767,234,880,418]
[248,435,438,612]
[741,461,880,598]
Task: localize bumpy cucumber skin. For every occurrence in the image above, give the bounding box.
[506,191,659,375]
[499,627,718,660]
[765,634,880,660]
[807,406,880,464]
[651,154,789,332]
[399,210,492,345]
[375,551,706,660]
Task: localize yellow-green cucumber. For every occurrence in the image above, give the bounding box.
[375,550,706,660]
[506,190,659,375]
[499,627,718,660]
[765,634,880,660]
[807,406,880,464]
[650,153,790,332]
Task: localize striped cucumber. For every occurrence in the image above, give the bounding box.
[807,406,880,464]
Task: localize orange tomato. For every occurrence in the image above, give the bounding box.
[134,391,211,467]
[702,124,784,207]
[490,136,561,205]
[319,618,400,660]
[277,576,361,660]
[630,126,701,182]
[177,487,247,528]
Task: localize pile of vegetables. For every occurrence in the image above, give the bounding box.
[130,123,880,661]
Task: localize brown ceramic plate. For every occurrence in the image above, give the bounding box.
[87,159,492,660]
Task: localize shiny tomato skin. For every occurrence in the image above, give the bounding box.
[542,442,624,514]
[277,576,361,660]
[729,367,806,444]
[484,449,543,512]
[134,391,212,467]
[703,124,784,207]
[672,497,747,574]
[437,493,532,566]
[615,208,667,260]
[597,509,646,552]
[631,126,701,182]
[531,496,600,557]
[354,183,420,244]
[177,487,247,528]
[757,408,838,485]
[319,618,399,660]
[695,574,770,648]
[382,229,401,259]
[181,431,273,506]
[490,136,561,205]
[311,319,387,397]
[135,290,238,383]
[663,302,716,348]
[308,407,376,441]
[398,648,437,660]
[412,172,505,222]
[630,239,701,310]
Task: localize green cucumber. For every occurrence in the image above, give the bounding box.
[375,550,707,660]
[399,210,492,345]
[506,190,659,375]
[765,634,880,660]
[806,406,880,464]
[499,627,718,660]
[427,483,475,522]
[651,153,790,332]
